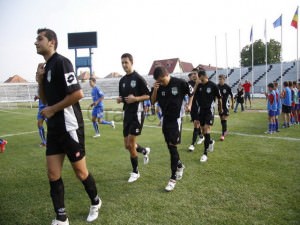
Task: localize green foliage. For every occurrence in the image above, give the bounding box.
[0,104,299,225]
[241,39,281,67]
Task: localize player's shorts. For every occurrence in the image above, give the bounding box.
[37,105,46,120]
[296,104,300,110]
[244,92,251,100]
[162,117,182,145]
[37,110,45,120]
[199,108,214,127]
[123,111,145,137]
[190,105,199,121]
[282,104,292,114]
[144,100,151,107]
[268,110,276,117]
[291,102,296,110]
[219,106,229,117]
[276,108,280,116]
[92,107,104,118]
[46,128,85,163]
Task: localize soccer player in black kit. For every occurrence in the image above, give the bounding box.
[217,74,234,141]
[151,66,193,191]
[117,53,151,183]
[35,28,101,225]
[188,68,204,152]
[193,69,222,163]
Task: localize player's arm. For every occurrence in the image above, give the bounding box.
[41,89,84,119]
[36,63,47,104]
[151,82,160,104]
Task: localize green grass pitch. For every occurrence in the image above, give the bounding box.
[0,99,299,225]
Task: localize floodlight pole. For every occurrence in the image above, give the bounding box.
[89,48,93,79]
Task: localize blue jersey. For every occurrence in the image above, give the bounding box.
[298,90,300,104]
[267,90,277,111]
[282,87,292,106]
[91,86,104,108]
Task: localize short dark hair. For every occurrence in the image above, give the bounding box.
[37,28,58,50]
[218,74,226,79]
[90,77,96,83]
[268,83,274,88]
[191,68,198,73]
[153,66,168,80]
[198,69,206,77]
[283,81,288,87]
[121,53,133,64]
[288,81,293,87]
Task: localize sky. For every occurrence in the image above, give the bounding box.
[0,0,299,82]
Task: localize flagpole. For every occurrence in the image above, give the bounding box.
[215,35,218,83]
[225,33,229,84]
[297,18,299,83]
[251,26,254,97]
[280,14,283,92]
[239,29,242,82]
[265,19,268,93]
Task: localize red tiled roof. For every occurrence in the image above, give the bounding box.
[4,75,27,83]
[148,58,179,75]
[196,64,222,71]
[148,58,194,75]
[180,61,194,72]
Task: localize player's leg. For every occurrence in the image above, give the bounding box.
[37,118,46,147]
[47,154,68,223]
[125,135,141,182]
[220,114,228,141]
[98,110,115,128]
[248,93,252,108]
[71,157,101,222]
[92,107,100,137]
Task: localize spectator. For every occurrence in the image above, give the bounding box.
[234,83,244,112]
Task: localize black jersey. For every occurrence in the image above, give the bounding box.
[156,77,193,121]
[188,80,196,88]
[119,71,150,113]
[218,83,233,108]
[194,80,221,109]
[43,53,83,132]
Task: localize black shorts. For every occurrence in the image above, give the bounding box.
[190,105,199,121]
[123,111,145,137]
[282,104,292,114]
[162,118,182,145]
[219,107,229,117]
[199,108,214,126]
[46,128,85,163]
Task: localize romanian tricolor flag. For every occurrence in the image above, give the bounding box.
[291,6,298,29]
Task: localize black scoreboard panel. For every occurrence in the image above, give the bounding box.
[68,32,97,49]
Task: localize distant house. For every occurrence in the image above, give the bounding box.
[148,58,194,75]
[195,64,222,71]
[4,75,27,83]
[77,71,99,82]
[104,72,122,78]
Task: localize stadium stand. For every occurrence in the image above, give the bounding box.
[0,61,298,108]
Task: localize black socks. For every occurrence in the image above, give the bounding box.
[130,157,139,173]
[82,173,99,205]
[50,178,67,221]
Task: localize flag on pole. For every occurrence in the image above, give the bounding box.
[273,15,282,28]
[250,26,253,42]
[291,6,298,29]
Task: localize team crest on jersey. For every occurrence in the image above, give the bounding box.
[64,72,77,86]
[206,87,211,93]
[47,70,51,82]
[161,91,166,96]
[171,87,178,95]
[223,89,227,94]
[130,80,136,88]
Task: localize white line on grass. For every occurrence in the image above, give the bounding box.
[1,121,299,142]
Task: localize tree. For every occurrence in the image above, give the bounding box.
[241,39,281,67]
